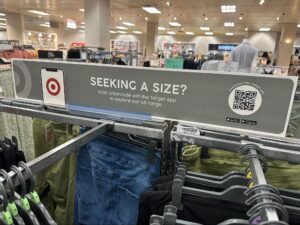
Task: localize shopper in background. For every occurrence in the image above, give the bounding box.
[231,39,258,73]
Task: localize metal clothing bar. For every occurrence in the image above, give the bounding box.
[0,123,109,190]
[247,148,280,222]
[171,128,300,163]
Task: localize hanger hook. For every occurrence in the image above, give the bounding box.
[0,179,8,212]
[10,166,27,198]
[0,169,15,203]
[18,162,35,193]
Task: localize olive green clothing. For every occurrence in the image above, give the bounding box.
[33,119,79,225]
[181,101,300,190]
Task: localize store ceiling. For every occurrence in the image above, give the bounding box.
[0,0,300,35]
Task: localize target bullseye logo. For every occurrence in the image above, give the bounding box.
[46,78,61,96]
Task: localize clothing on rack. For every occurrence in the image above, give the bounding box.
[33,119,80,225]
[74,134,160,225]
[0,68,35,161]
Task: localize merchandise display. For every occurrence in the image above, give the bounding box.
[0,1,300,225]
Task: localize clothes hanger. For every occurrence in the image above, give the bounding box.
[18,162,57,225]
[0,179,14,225]
[0,169,25,225]
[10,166,40,225]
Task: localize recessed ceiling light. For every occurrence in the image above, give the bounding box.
[297,24,300,27]
[245,27,248,31]
[133,31,143,34]
[145,17,148,21]
[205,32,213,35]
[38,33,43,37]
[80,25,85,28]
[39,23,50,28]
[81,22,85,25]
[79,8,85,12]
[0,18,6,21]
[117,30,127,34]
[221,5,236,13]
[259,27,270,31]
[27,32,32,36]
[239,16,243,20]
[60,15,63,18]
[259,0,265,5]
[169,21,181,27]
[0,13,6,16]
[205,17,208,21]
[122,22,135,26]
[110,30,117,33]
[174,17,177,20]
[142,6,161,14]
[224,22,235,27]
[167,31,176,35]
[226,32,234,36]
[185,31,194,35]
[158,26,166,30]
[200,26,210,30]
[166,1,171,6]
[119,17,122,21]
[38,15,42,18]
[276,17,280,20]
[116,26,128,30]
[28,10,50,16]
[79,30,85,33]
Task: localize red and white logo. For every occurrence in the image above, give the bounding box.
[46,78,61,96]
[41,69,65,107]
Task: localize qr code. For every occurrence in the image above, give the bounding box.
[233,90,257,111]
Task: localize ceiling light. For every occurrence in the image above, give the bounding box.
[28,10,50,16]
[205,32,213,35]
[116,26,127,30]
[259,0,265,5]
[119,17,122,21]
[239,16,243,20]
[110,30,117,33]
[174,17,177,20]
[259,27,270,31]
[226,32,234,36]
[0,23,6,26]
[122,22,135,26]
[79,8,85,12]
[166,1,171,6]
[80,25,85,28]
[38,33,43,37]
[297,24,300,27]
[133,31,143,34]
[79,30,85,33]
[0,26,6,29]
[169,21,181,27]
[158,26,166,30]
[0,13,6,16]
[276,17,280,20]
[60,15,63,18]
[205,17,208,21]
[224,22,235,27]
[27,32,32,36]
[0,18,6,21]
[167,31,176,35]
[245,27,248,31]
[200,26,210,31]
[145,17,148,21]
[48,34,52,38]
[221,5,236,13]
[40,23,50,28]
[185,32,194,35]
[81,22,85,25]
[117,31,127,34]
[142,6,161,14]
[38,15,42,18]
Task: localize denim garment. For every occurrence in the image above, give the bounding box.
[74,135,160,225]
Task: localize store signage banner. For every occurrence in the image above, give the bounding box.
[12,59,298,136]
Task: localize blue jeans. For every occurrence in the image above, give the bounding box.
[74,135,160,225]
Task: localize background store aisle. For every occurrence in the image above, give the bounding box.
[0,68,35,161]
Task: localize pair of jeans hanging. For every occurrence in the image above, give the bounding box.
[74,134,160,225]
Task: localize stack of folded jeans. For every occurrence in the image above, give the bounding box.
[74,134,160,225]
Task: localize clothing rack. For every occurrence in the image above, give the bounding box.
[0,97,300,224]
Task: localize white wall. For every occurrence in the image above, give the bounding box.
[0,31,7,40]
[248,31,278,52]
[294,33,300,46]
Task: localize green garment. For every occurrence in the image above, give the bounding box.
[33,119,79,225]
[181,101,300,190]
